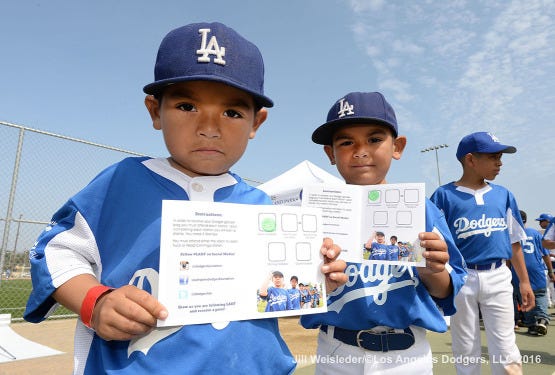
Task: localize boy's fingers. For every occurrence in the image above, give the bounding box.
[418,232,440,241]
[95,286,167,328]
[420,249,449,273]
[321,238,342,260]
[322,259,346,274]
[120,286,168,320]
[419,239,447,252]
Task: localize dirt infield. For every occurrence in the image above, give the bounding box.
[1,313,554,375]
[0,319,75,375]
[0,317,318,375]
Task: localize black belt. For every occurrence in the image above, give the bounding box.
[320,325,415,352]
[466,259,503,271]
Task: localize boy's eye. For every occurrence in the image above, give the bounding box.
[369,137,383,143]
[224,109,242,118]
[177,103,196,112]
[337,140,353,147]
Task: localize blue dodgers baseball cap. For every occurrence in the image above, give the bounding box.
[535,213,554,222]
[456,132,516,160]
[312,92,398,145]
[143,22,273,108]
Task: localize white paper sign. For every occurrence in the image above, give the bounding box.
[301,183,426,266]
[157,200,327,327]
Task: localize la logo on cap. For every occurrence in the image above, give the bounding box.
[337,98,354,118]
[487,132,500,143]
[196,28,226,65]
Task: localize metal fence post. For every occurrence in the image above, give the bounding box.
[0,128,24,285]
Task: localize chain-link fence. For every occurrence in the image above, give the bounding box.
[0,121,148,321]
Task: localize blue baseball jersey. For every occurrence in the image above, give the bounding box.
[387,244,400,260]
[370,243,388,260]
[430,182,526,265]
[543,220,555,241]
[264,287,292,311]
[300,289,311,305]
[24,157,296,375]
[512,227,549,290]
[399,245,410,258]
[287,288,301,310]
[301,200,467,332]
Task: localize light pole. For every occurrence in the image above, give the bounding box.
[421,144,448,186]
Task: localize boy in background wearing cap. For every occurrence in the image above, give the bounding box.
[259,271,292,311]
[430,132,534,374]
[512,211,553,335]
[23,22,346,375]
[363,231,387,261]
[539,213,555,250]
[536,213,555,308]
[301,92,467,374]
[287,275,302,310]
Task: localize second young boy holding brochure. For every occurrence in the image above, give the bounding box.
[300,91,467,374]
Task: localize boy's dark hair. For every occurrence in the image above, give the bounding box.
[290,276,298,282]
[519,210,527,224]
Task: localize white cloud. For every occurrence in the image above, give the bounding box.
[349,0,385,12]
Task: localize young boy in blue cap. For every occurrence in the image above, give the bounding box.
[259,271,292,311]
[431,132,534,374]
[538,213,555,249]
[23,22,346,375]
[301,91,467,374]
[513,210,553,336]
[536,213,555,311]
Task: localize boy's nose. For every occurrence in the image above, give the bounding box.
[196,113,221,138]
[353,147,368,158]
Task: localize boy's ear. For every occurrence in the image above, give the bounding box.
[144,95,162,130]
[392,136,407,160]
[323,145,336,165]
[249,108,268,139]
[463,153,475,167]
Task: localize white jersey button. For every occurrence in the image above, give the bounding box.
[191,182,204,192]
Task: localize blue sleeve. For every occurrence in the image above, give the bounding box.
[425,199,467,316]
[508,192,524,227]
[536,232,550,257]
[24,202,81,322]
[24,165,118,322]
[542,221,555,240]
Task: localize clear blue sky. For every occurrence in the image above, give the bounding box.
[1,0,553,230]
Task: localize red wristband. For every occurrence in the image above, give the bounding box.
[80,285,113,328]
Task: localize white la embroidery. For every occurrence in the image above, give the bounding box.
[487,132,500,143]
[127,268,181,356]
[337,98,354,118]
[196,28,226,65]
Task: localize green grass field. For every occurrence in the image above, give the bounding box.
[0,278,74,320]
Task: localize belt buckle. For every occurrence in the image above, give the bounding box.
[355,329,375,349]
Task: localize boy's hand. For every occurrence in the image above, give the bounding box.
[91,285,168,341]
[416,232,452,299]
[417,231,449,274]
[320,237,347,293]
[518,282,536,312]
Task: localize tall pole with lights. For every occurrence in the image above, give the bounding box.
[421,144,448,186]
